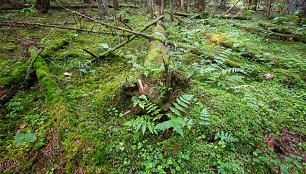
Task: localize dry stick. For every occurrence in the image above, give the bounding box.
[0,21,131,36]
[223,0,241,15]
[65,8,202,56]
[92,15,165,62]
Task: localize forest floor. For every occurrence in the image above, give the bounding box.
[0,5,305,174]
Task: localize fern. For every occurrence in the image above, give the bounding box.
[221,68,245,75]
[199,108,210,126]
[155,117,193,137]
[124,115,158,135]
[168,95,195,117]
[126,94,196,136]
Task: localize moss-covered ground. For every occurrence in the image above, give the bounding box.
[0,6,305,174]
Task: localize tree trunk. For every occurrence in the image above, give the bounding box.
[97,0,107,19]
[285,0,306,17]
[35,0,50,13]
[251,0,258,11]
[198,0,205,12]
[186,0,190,12]
[267,0,273,19]
[220,0,227,8]
[147,0,153,17]
[181,0,184,11]
[113,0,119,10]
[160,0,164,14]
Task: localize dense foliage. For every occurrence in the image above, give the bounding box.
[0,0,305,173]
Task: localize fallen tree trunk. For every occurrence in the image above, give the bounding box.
[146,22,169,64]
[258,22,294,35]
[0,64,27,105]
[0,21,130,37]
[65,8,204,58]
[206,32,270,64]
[233,23,306,43]
[216,15,251,20]
[0,36,70,105]
[92,15,165,62]
[0,4,138,11]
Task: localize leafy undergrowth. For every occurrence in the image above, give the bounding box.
[0,7,305,174]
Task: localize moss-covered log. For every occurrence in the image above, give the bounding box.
[0,64,27,105]
[34,56,61,103]
[233,23,306,43]
[206,32,270,64]
[146,23,169,64]
[0,36,70,105]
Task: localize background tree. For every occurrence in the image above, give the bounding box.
[284,0,306,17]
[35,0,50,13]
[97,0,108,18]
[113,0,120,10]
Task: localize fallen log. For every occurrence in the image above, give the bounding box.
[65,8,203,58]
[0,64,27,105]
[0,4,138,11]
[216,15,251,20]
[0,36,70,105]
[233,23,306,43]
[0,21,130,37]
[34,55,62,103]
[206,32,270,64]
[92,15,165,62]
[258,22,294,35]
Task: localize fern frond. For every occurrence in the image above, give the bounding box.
[199,108,210,126]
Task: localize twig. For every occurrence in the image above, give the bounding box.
[83,49,98,58]
[0,21,131,36]
[94,15,164,62]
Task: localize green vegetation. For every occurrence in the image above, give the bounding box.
[0,0,305,173]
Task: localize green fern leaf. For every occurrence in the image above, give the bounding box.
[173,103,186,113]
[176,98,189,108]
[170,107,181,117]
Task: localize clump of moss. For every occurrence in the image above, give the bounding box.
[0,64,27,88]
[34,56,61,103]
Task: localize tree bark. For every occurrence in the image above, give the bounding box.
[35,0,50,13]
[284,0,306,17]
[97,0,107,19]
[113,0,119,10]
[267,0,273,19]
[220,0,227,8]
[160,0,165,14]
[147,0,153,17]
[197,0,206,12]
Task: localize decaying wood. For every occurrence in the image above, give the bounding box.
[0,4,138,11]
[233,23,306,43]
[223,0,241,15]
[66,8,203,58]
[0,21,130,37]
[217,15,251,20]
[24,48,45,88]
[92,15,164,61]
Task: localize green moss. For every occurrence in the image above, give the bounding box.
[34,56,61,103]
[94,79,124,110]
[0,64,27,87]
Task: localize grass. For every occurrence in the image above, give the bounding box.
[0,6,305,174]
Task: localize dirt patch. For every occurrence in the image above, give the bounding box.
[264,128,306,162]
[32,128,66,174]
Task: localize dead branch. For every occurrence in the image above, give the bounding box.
[0,21,130,37]
[93,15,164,62]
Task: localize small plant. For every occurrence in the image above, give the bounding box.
[214,131,238,148]
[125,95,196,137]
[198,108,210,126]
[20,5,38,15]
[13,132,37,147]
